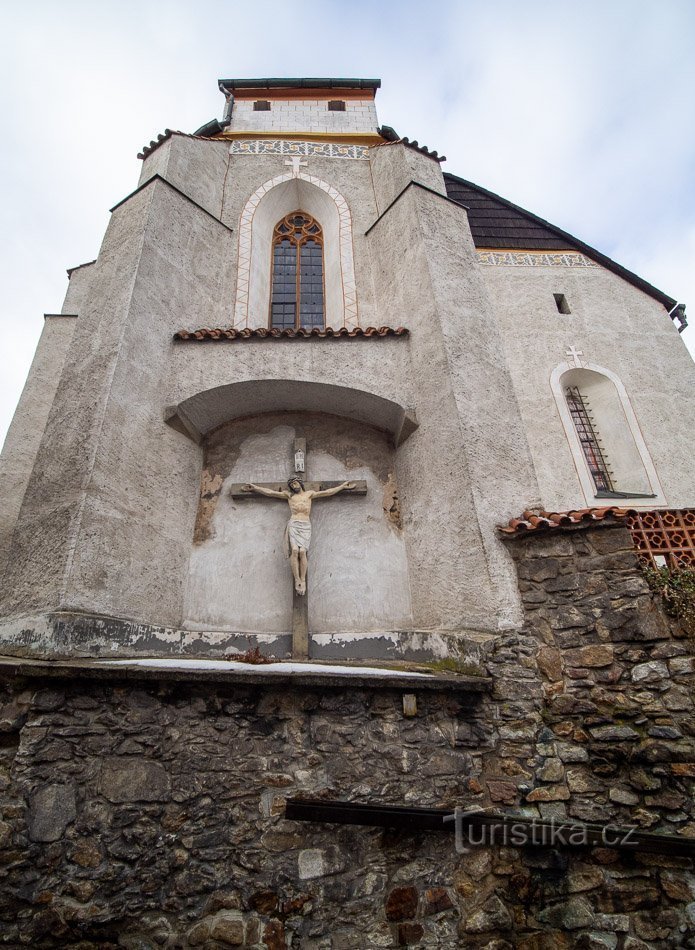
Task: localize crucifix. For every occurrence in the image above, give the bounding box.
[230,433,366,660]
[285,156,308,178]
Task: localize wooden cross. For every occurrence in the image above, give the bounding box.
[230,434,366,660]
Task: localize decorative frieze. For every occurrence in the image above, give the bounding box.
[229,139,370,160]
[478,250,598,268]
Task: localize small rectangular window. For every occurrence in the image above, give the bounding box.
[327,100,346,111]
[554,293,571,314]
[253,100,271,111]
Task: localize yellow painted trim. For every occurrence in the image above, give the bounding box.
[215,131,385,146]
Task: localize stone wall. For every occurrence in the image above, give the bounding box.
[0,521,693,947]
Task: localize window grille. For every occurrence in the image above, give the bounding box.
[270,212,324,330]
[328,100,346,111]
[565,386,614,492]
[253,100,271,111]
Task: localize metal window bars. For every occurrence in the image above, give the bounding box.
[565,386,614,493]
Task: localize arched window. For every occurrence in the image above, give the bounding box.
[551,362,665,505]
[270,212,324,330]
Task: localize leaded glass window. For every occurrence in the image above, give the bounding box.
[270,212,324,329]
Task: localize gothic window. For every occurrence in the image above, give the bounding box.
[565,386,614,492]
[270,212,325,330]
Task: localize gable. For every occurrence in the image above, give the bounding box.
[444,172,683,322]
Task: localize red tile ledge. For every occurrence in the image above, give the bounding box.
[499,506,634,535]
[174,326,410,341]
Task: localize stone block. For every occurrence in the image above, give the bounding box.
[537,647,562,681]
[589,725,639,741]
[464,895,513,932]
[525,784,569,802]
[100,758,169,802]
[631,660,669,684]
[564,644,614,668]
[298,849,325,880]
[385,886,419,921]
[209,913,245,945]
[423,887,454,915]
[397,922,425,944]
[608,787,638,805]
[536,896,594,929]
[27,783,76,842]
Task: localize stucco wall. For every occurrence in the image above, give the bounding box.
[480,258,695,511]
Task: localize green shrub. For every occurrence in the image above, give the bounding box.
[644,566,695,636]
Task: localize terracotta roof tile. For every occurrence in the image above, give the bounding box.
[499,506,634,535]
[173,326,409,342]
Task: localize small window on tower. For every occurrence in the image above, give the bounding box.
[554,293,571,314]
[327,100,346,111]
[253,100,271,111]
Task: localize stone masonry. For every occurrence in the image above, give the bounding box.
[0,520,693,947]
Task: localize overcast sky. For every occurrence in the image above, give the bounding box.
[1,0,693,448]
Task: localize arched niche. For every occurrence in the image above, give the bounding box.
[234,173,358,330]
[183,412,413,639]
[166,378,418,447]
[551,361,666,505]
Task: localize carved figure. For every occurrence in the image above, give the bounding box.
[241,477,355,594]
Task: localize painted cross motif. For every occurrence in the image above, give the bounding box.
[230,434,366,659]
[285,156,308,178]
[565,346,584,368]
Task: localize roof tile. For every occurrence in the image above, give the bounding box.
[173,325,409,342]
[499,507,634,535]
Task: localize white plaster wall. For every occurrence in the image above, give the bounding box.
[479,260,695,510]
[367,179,540,632]
[0,315,77,580]
[228,98,378,135]
[368,143,447,217]
[137,135,230,220]
[0,179,234,625]
[184,415,412,635]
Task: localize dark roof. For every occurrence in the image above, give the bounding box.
[219,78,380,92]
[137,128,227,160]
[378,126,444,162]
[174,326,409,342]
[66,259,96,278]
[444,172,683,321]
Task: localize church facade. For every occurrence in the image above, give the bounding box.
[1,77,692,662]
[0,78,694,947]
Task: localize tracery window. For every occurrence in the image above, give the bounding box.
[565,386,614,492]
[270,212,324,330]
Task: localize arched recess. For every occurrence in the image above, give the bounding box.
[550,360,666,505]
[234,172,358,330]
[166,379,418,447]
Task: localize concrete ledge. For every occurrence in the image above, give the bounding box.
[0,656,491,693]
[0,610,496,667]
